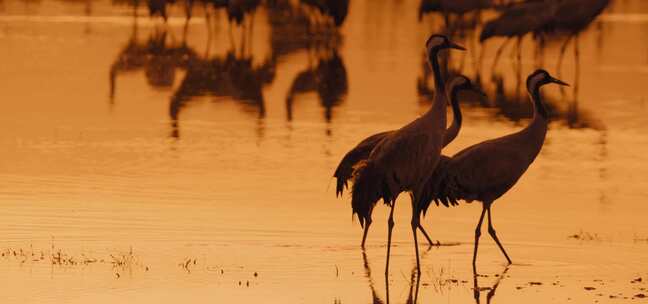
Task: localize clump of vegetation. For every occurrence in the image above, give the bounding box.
[567,230,600,241]
[0,243,148,278]
[110,247,148,278]
[422,265,464,293]
[179,257,197,273]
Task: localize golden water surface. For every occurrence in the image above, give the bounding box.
[1,0,648,303]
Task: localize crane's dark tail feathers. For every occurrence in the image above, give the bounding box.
[333,132,389,197]
[351,161,392,228]
[419,156,461,217]
[334,156,354,197]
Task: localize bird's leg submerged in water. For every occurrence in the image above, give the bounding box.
[411,205,422,275]
[384,201,396,276]
[556,34,574,77]
[409,192,438,247]
[472,204,488,275]
[491,38,511,74]
[418,224,438,246]
[487,204,512,265]
[360,218,372,249]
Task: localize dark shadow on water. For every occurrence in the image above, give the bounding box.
[358,248,510,304]
[285,51,348,124]
[268,0,348,133]
[360,248,429,304]
[109,0,349,138]
[108,15,275,139]
[168,50,275,137]
[473,266,509,304]
[109,26,197,103]
[362,251,386,304]
[268,0,344,63]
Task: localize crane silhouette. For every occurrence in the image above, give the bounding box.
[543,0,610,72]
[420,69,568,274]
[479,0,556,71]
[348,34,465,275]
[418,0,493,23]
[335,75,482,248]
[300,0,349,26]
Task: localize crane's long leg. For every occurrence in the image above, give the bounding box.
[478,42,486,78]
[486,205,512,264]
[573,34,580,99]
[408,191,436,246]
[204,9,212,57]
[384,201,396,276]
[411,208,422,275]
[472,204,488,275]
[418,224,436,246]
[228,21,236,53]
[534,33,546,69]
[514,36,523,99]
[556,35,574,77]
[360,217,372,249]
[490,37,511,74]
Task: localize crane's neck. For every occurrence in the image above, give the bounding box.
[449,87,463,126]
[529,84,548,121]
[442,87,463,146]
[520,83,549,147]
[430,48,445,94]
[422,47,448,122]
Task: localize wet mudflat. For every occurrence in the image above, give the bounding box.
[1,0,648,303]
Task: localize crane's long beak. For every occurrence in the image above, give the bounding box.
[551,77,569,86]
[449,42,466,51]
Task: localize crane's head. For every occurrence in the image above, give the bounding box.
[526,69,569,91]
[425,34,466,56]
[448,75,486,105]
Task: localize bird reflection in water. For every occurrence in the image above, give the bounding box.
[109,27,197,103]
[361,250,422,304]
[268,0,348,135]
[108,12,275,139]
[361,248,509,304]
[169,50,276,138]
[285,51,348,125]
[473,266,509,304]
[359,249,513,304]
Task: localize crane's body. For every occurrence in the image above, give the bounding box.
[419,69,568,274]
[334,76,477,250]
[548,0,610,34]
[480,0,555,42]
[300,0,349,26]
[419,0,493,21]
[346,35,466,274]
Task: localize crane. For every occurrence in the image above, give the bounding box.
[348,34,465,274]
[420,69,568,274]
[335,75,483,248]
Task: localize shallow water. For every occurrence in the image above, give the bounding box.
[1,0,648,303]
